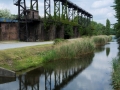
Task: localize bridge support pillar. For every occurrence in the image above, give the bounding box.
[48,24,56,40]
[37,22,45,41]
[55,24,64,39]
[73,26,80,38]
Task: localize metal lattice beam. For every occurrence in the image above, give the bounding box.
[30,0,38,10]
[14,0,29,41]
[54,0,60,20]
[68,7,74,21]
[62,2,68,20]
[44,0,51,19]
[73,9,78,23]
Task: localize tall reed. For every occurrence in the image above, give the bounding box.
[92,35,112,46]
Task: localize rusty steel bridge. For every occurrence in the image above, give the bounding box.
[13,0,93,41]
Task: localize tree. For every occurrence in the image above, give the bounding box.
[91,21,106,35]
[0,9,11,18]
[113,0,120,37]
[106,19,110,35]
[0,9,17,19]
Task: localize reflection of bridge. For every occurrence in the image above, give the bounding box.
[18,54,94,90]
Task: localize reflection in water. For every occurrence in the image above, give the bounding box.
[95,46,105,53]
[117,39,120,57]
[18,54,94,90]
[106,47,110,57]
[0,42,119,90]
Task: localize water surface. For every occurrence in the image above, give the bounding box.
[0,41,118,90]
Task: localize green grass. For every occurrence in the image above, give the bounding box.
[0,35,112,71]
[112,58,120,90]
[54,38,68,45]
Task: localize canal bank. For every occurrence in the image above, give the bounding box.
[0,35,112,71]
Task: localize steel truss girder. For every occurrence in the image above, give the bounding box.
[14,0,29,41]
[62,2,68,20]
[30,0,38,10]
[54,0,60,20]
[68,7,74,21]
[44,0,51,19]
[83,15,87,27]
[82,14,86,27]
[73,9,78,23]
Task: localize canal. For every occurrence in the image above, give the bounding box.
[0,40,118,90]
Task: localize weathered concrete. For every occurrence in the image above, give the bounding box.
[0,67,16,77]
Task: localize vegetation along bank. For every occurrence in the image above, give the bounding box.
[0,35,112,71]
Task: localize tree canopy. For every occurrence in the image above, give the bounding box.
[113,0,120,37]
[0,9,17,19]
[106,19,110,35]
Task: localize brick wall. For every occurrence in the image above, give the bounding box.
[0,23,18,41]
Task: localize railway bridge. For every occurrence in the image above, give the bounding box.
[13,0,93,41]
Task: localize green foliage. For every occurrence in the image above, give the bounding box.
[54,38,67,45]
[112,58,120,89]
[86,25,93,36]
[78,26,84,35]
[92,35,112,45]
[0,9,17,19]
[64,24,73,37]
[0,9,11,18]
[91,21,106,35]
[113,0,120,37]
[106,19,111,35]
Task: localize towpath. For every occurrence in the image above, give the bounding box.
[0,38,79,50]
[0,41,53,50]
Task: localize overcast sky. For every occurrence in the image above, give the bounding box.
[0,0,116,25]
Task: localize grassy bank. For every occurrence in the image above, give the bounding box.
[0,35,112,71]
[92,35,112,46]
[112,58,120,89]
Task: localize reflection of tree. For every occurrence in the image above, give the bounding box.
[106,47,110,57]
[95,46,105,53]
[18,53,94,90]
[117,39,120,57]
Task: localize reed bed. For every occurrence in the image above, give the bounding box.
[92,35,112,46]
